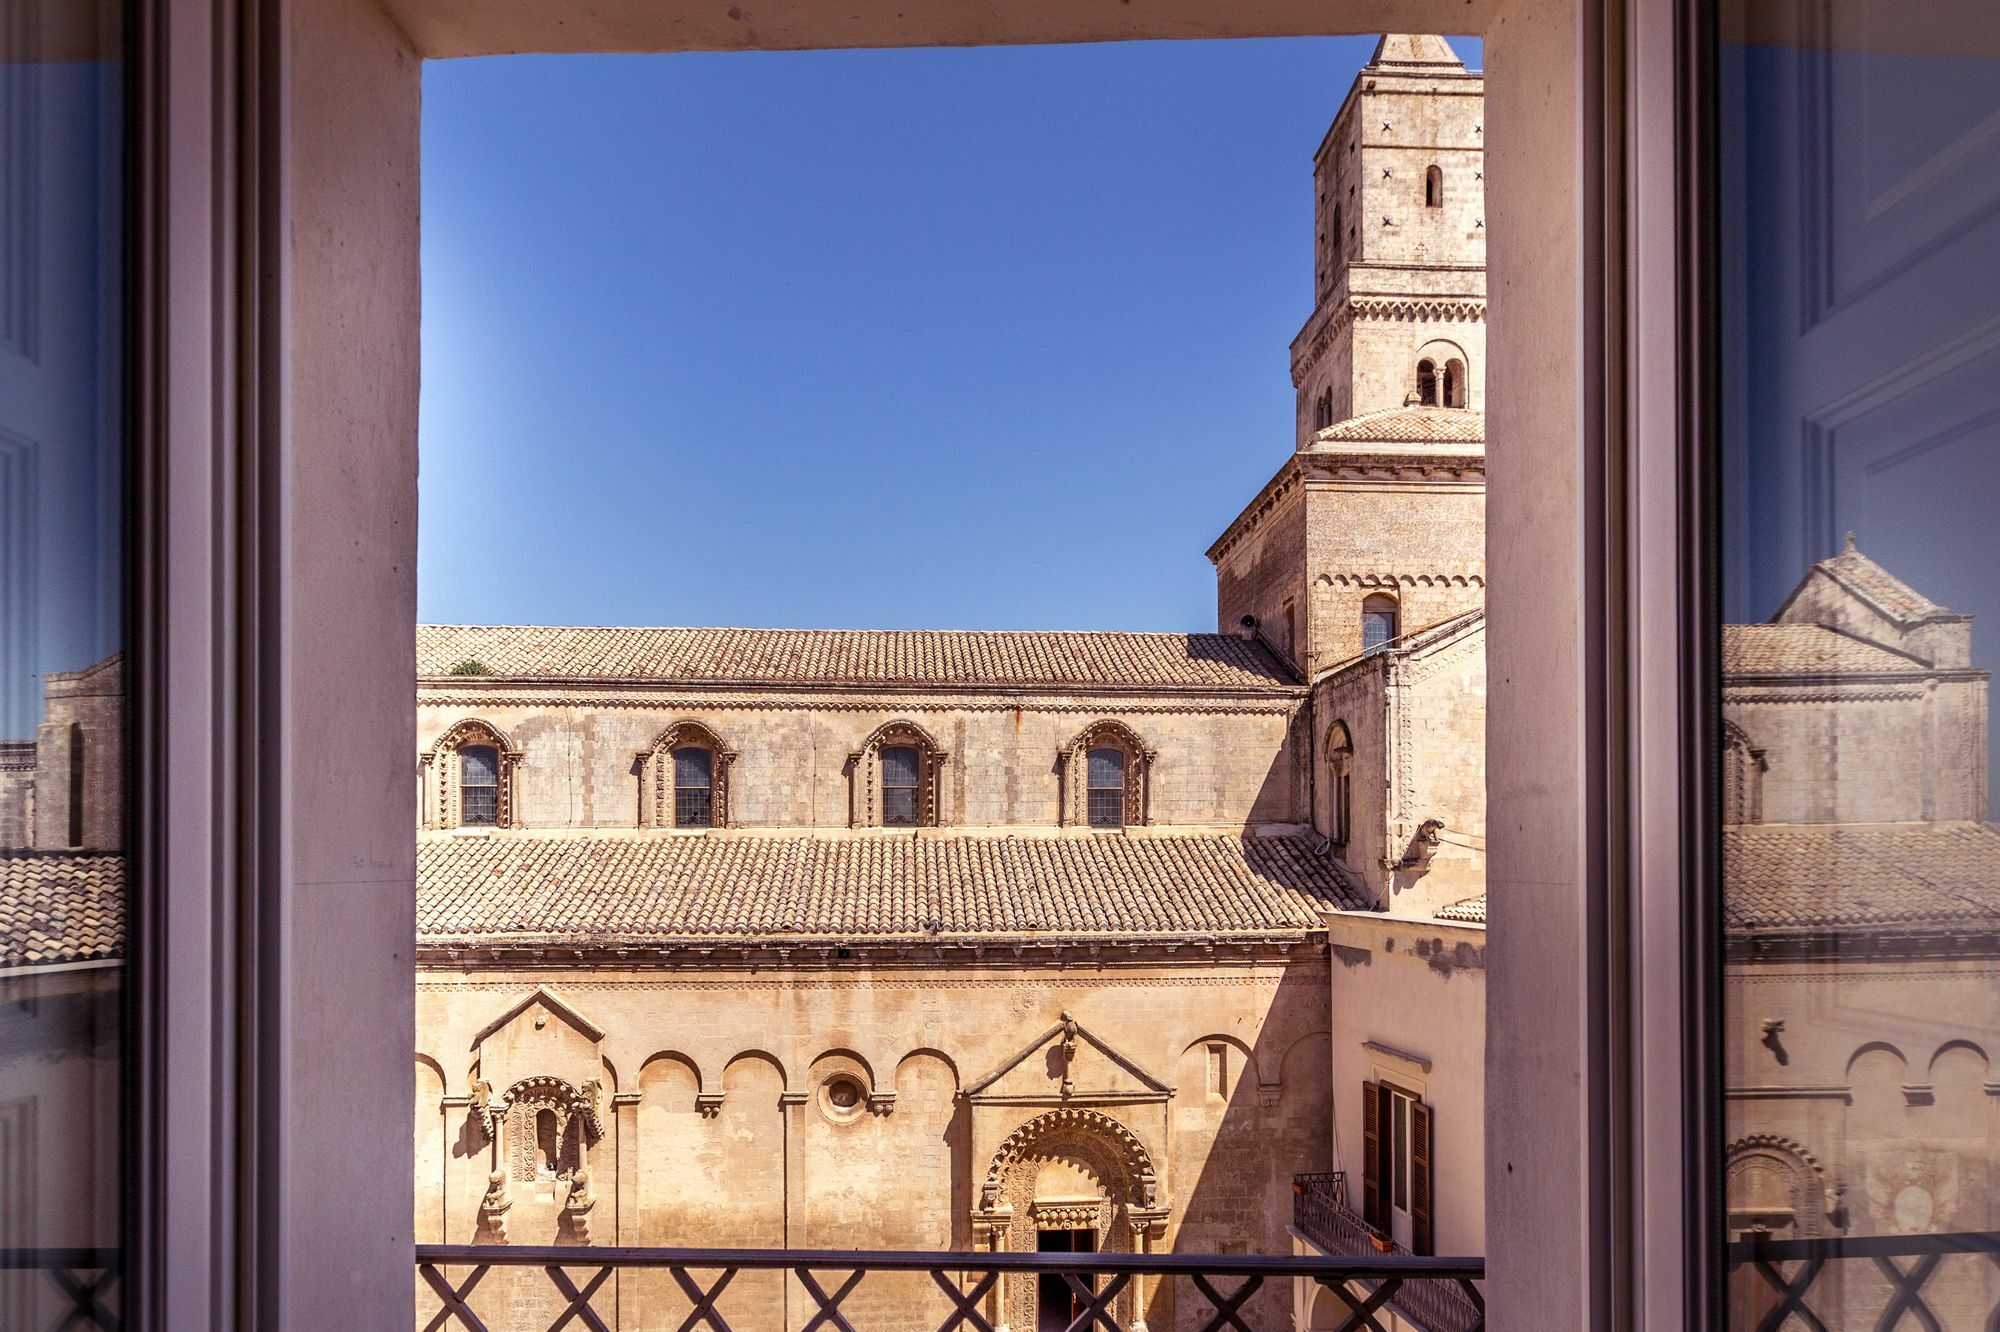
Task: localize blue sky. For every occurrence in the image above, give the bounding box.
[419,36,1480,631]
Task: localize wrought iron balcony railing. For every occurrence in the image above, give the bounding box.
[1726,1229,2000,1330]
[415,1242,1488,1332]
[1291,1172,1486,1332]
[0,1247,122,1331]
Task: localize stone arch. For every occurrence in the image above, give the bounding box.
[639,1051,704,1114]
[1058,719,1157,828]
[849,719,949,828]
[724,1048,790,1094]
[1722,720,1767,824]
[1726,1134,1833,1238]
[1280,1030,1332,1109]
[1180,1033,1260,1103]
[897,1047,960,1090]
[1929,1039,1990,1079]
[635,718,738,828]
[1415,338,1471,409]
[980,1108,1162,1329]
[1846,1040,1907,1079]
[495,1074,603,1183]
[421,717,523,828]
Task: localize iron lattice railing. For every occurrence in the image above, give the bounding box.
[1291,1173,1486,1332]
[415,1243,1486,1332]
[0,1247,122,1331]
[1726,1229,2000,1331]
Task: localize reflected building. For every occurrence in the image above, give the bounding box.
[1725,544,2000,1325]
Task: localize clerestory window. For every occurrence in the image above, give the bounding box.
[1362,595,1399,653]
[673,746,714,828]
[1087,747,1127,828]
[1425,164,1443,207]
[460,745,500,826]
[881,745,921,827]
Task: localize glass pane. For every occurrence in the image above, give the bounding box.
[880,745,919,789]
[1362,610,1396,652]
[674,788,712,828]
[0,1,126,1321]
[1086,746,1124,788]
[1719,4,2000,1323]
[882,787,919,828]
[673,745,712,790]
[1087,789,1124,829]
[461,744,499,786]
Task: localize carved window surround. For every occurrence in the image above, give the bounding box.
[1058,720,1156,829]
[635,719,738,829]
[849,719,949,828]
[421,718,523,829]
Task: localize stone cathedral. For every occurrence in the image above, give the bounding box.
[410,35,1490,1331]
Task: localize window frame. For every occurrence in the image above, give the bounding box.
[850,719,948,828]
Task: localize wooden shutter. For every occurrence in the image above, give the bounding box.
[1411,1099,1434,1256]
[1361,1079,1382,1228]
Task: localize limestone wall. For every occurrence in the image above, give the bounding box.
[1305,482,1485,672]
[415,959,1331,1330]
[416,688,1306,830]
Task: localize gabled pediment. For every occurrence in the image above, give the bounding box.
[469,984,606,1050]
[966,1012,1171,1105]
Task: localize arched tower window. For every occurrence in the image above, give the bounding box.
[1362,595,1400,653]
[1416,359,1438,406]
[1424,165,1443,208]
[1444,358,1468,408]
[636,721,737,829]
[1331,203,1343,263]
[1060,721,1156,829]
[1314,388,1335,431]
[850,720,949,828]
[422,718,523,829]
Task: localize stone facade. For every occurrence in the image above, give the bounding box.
[0,654,123,853]
[409,34,1496,1330]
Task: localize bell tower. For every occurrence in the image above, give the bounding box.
[1292,34,1486,448]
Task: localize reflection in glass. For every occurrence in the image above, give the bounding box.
[1720,4,2000,1323]
[0,0,127,1322]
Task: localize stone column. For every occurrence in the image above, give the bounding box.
[613,1092,641,1327]
[1128,1219,1150,1332]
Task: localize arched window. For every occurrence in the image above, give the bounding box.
[637,721,737,829]
[1060,720,1155,829]
[881,745,922,826]
[1313,388,1335,431]
[1416,359,1438,406]
[422,718,522,829]
[460,745,500,825]
[1424,164,1443,207]
[1327,721,1354,849]
[535,1108,561,1175]
[1445,357,1467,408]
[1722,722,1767,824]
[849,720,949,828]
[1362,594,1399,653]
[1087,747,1127,828]
[673,746,714,827]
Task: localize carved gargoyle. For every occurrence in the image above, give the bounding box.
[1397,819,1446,869]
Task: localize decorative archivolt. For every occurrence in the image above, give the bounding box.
[470,1074,605,1184]
[849,719,949,828]
[1058,720,1156,828]
[1722,720,1767,825]
[421,717,523,829]
[1352,298,1486,323]
[635,719,738,828]
[1726,1133,1839,1237]
[981,1106,1161,1212]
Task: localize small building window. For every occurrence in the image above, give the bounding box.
[1417,359,1438,406]
[1361,595,1399,653]
[1328,721,1354,849]
[460,745,500,826]
[673,746,714,828]
[1424,164,1443,207]
[1087,747,1127,829]
[881,745,921,827]
[1444,357,1467,408]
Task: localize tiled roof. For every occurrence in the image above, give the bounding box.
[1435,895,1486,924]
[417,830,1365,950]
[1724,823,2000,933]
[1816,542,1947,623]
[417,627,1298,689]
[0,852,124,969]
[1310,407,1484,447]
[1722,624,1924,676]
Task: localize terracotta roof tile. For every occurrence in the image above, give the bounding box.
[1435,895,1486,923]
[418,627,1299,689]
[416,830,1364,949]
[1310,406,1484,447]
[1816,544,1946,623]
[1722,624,1923,676]
[1724,823,2000,932]
[0,852,124,968]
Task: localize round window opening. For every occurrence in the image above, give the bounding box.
[823,1075,866,1118]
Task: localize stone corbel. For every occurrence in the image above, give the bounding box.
[867,1090,898,1117]
[1257,1082,1283,1109]
[695,1092,725,1118]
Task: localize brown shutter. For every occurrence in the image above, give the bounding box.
[1411,1099,1434,1256]
[1361,1079,1382,1228]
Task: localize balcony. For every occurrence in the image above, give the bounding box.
[1726,1231,2000,1328]
[1290,1172,1487,1332]
[407,1242,1488,1331]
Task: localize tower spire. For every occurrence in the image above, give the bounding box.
[1367,34,1465,70]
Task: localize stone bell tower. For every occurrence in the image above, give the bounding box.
[1292,34,1486,448]
[1209,36,1487,677]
